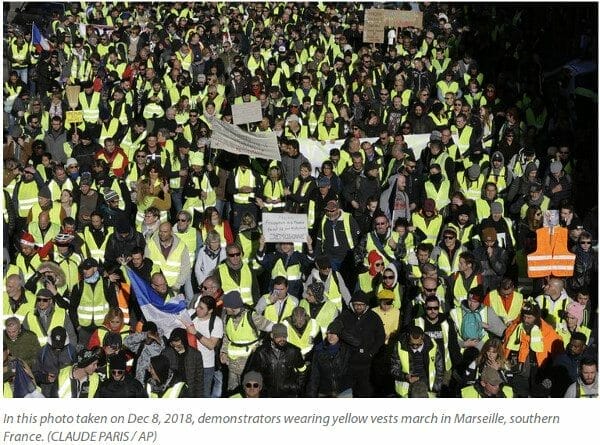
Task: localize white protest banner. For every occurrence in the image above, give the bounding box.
[211,119,281,161]
[262,213,308,244]
[232,101,263,125]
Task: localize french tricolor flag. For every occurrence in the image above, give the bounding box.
[31,23,51,52]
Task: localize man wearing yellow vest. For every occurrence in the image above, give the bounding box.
[145,222,191,298]
[461,367,514,398]
[315,199,360,272]
[215,243,260,307]
[483,277,524,327]
[3,274,36,323]
[391,325,443,398]
[255,276,299,324]
[57,348,101,398]
[535,277,573,329]
[226,155,262,232]
[23,289,77,349]
[220,291,272,394]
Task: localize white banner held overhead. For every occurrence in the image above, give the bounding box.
[232,101,263,125]
[262,213,308,244]
[211,119,281,161]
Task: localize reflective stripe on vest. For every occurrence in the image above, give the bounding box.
[395,344,437,397]
[424,180,451,210]
[284,318,319,357]
[299,299,338,337]
[271,258,302,282]
[147,239,188,286]
[26,306,67,346]
[219,264,253,305]
[234,169,256,204]
[77,282,109,327]
[83,226,113,262]
[58,367,99,398]
[263,296,297,324]
[225,312,259,359]
[78,92,101,122]
[488,290,523,325]
[412,213,443,245]
[527,227,575,278]
[147,381,185,398]
[414,317,451,371]
[456,172,485,201]
[174,228,198,264]
[16,180,39,217]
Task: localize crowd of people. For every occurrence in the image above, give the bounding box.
[3,2,598,398]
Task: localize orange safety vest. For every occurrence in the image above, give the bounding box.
[527,227,575,278]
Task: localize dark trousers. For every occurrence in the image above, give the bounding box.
[350,363,373,397]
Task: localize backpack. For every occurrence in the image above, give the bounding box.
[461,308,483,340]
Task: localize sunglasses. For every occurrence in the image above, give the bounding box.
[426,306,439,311]
[37,297,51,302]
[112,369,124,375]
[374,262,384,266]
[228,252,241,257]
[383,275,394,279]
[443,236,455,240]
[245,382,260,389]
[580,241,592,245]
[423,287,437,292]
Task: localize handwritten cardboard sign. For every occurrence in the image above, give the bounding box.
[386,10,423,29]
[363,8,386,43]
[262,213,308,243]
[232,101,263,125]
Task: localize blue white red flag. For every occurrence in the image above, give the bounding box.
[126,267,189,338]
[31,23,51,52]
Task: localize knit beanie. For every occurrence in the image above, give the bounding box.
[307,281,325,303]
[566,302,585,327]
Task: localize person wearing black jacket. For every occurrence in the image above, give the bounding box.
[335,291,385,397]
[247,323,305,398]
[306,320,352,397]
[95,354,147,398]
[103,221,146,269]
[162,328,205,398]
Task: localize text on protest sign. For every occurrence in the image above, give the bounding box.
[262,213,308,244]
[211,119,281,161]
[363,8,386,43]
[232,101,263,125]
[386,10,423,29]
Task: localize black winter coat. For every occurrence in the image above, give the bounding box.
[94,374,148,398]
[306,341,352,397]
[163,346,205,398]
[248,341,305,398]
[336,308,385,368]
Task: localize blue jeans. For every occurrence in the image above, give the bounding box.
[203,367,223,398]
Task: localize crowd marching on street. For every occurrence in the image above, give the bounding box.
[2,2,598,398]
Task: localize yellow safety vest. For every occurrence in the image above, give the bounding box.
[3,291,35,323]
[78,91,101,122]
[435,246,466,276]
[57,367,99,398]
[299,299,339,337]
[456,171,485,201]
[233,169,256,204]
[16,180,39,218]
[173,228,198,264]
[455,125,473,157]
[218,263,254,306]
[82,226,113,263]
[146,239,188,287]
[147,381,186,398]
[320,211,355,249]
[461,384,513,398]
[284,318,319,357]
[424,180,451,210]
[395,343,437,397]
[225,311,260,359]
[26,306,68,346]
[412,213,443,245]
[487,290,523,325]
[262,180,286,211]
[414,317,452,371]
[262,295,297,324]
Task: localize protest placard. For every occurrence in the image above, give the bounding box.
[363,8,386,43]
[211,119,281,161]
[386,10,423,29]
[232,101,263,125]
[262,213,308,243]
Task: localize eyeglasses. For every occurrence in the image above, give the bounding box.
[421,93,429,96]
[245,382,260,389]
[426,306,439,311]
[36,297,51,302]
[375,222,387,226]
[228,252,241,257]
[111,369,124,375]
[383,275,394,280]
[580,241,592,245]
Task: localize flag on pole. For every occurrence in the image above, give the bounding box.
[31,23,51,52]
[126,267,190,338]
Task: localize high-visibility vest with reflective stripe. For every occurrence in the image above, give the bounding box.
[474,198,504,222]
[3,291,35,323]
[317,122,340,141]
[271,258,302,282]
[26,306,68,347]
[58,367,99,398]
[556,324,591,347]
[456,171,485,201]
[486,167,508,192]
[395,343,437,397]
[414,317,452,371]
[364,233,395,267]
[455,125,473,156]
[291,177,312,200]
[98,118,120,147]
[16,180,39,218]
[435,245,466,276]
[520,196,550,220]
[451,273,479,308]
[299,299,339,337]
[13,254,41,282]
[461,384,513,398]
[83,226,113,262]
[183,175,217,214]
[201,223,227,249]
[284,318,319,357]
[225,311,259,359]
[487,290,523,325]
[233,169,256,204]
[77,282,110,327]
[320,211,355,249]
[78,92,101,122]
[219,263,253,306]
[29,202,63,225]
[424,180,451,210]
[174,228,198,264]
[412,213,443,245]
[147,381,186,398]
[447,222,475,247]
[262,180,286,211]
[11,42,29,68]
[48,178,74,202]
[537,294,571,328]
[146,239,188,287]
[527,227,575,278]
[262,295,297,324]
[505,323,544,357]
[120,129,147,160]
